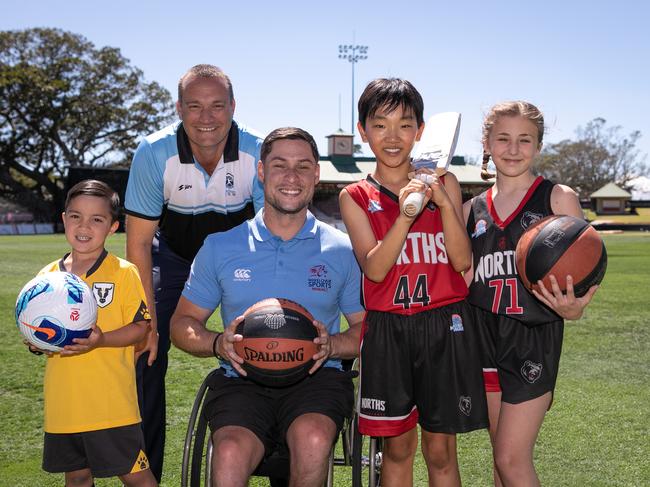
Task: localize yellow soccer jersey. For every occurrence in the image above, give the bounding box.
[40,250,150,433]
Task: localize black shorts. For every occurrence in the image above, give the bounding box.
[42,423,149,478]
[473,306,564,404]
[203,367,354,455]
[359,300,488,437]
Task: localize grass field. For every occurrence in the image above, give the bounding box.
[1,233,649,486]
[585,207,650,224]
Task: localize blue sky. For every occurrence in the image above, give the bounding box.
[3,0,649,164]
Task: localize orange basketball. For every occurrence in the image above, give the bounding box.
[234,298,319,387]
[515,215,607,297]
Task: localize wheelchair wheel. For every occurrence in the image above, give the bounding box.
[351,415,382,487]
[181,373,211,487]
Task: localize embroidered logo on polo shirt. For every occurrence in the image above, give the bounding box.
[178,184,192,191]
[308,264,331,292]
[226,172,236,196]
[234,268,251,281]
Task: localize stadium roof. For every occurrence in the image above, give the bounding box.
[317,156,489,185]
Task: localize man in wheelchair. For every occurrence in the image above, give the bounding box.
[171,127,365,487]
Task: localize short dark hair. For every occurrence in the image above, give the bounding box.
[357,78,424,128]
[260,127,320,164]
[65,179,120,222]
[178,64,234,102]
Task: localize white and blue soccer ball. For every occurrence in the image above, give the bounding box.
[15,271,97,352]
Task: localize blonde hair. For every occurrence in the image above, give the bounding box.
[481,101,545,181]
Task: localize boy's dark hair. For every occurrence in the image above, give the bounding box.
[65,179,120,222]
[260,127,320,163]
[357,78,424,128]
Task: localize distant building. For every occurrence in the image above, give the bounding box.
[312,130,491,227]
[589,182,632,214]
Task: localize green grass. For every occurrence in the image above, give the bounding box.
[1,232,649,486]
[585,207,650,223]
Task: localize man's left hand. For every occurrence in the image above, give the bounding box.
[135,320,159,365]
[309,320,333,374]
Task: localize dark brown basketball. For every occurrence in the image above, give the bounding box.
[234,298,319,387]
[515,215,607,298]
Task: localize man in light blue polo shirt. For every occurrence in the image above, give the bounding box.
[171,127,364,487]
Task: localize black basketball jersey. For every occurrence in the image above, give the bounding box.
[467,177,561,326]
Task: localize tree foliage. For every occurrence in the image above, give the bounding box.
[0,28,175,219]
[537,118,648,198]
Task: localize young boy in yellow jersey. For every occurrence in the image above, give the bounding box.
[31,180,157,487]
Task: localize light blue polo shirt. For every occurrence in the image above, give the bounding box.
[182,209,363,375]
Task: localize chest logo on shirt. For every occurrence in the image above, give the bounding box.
[234,268,252,282]
[368,200,383,213]
[308,265,331,292]
[178,184,193,191]
[472,219,487,238]
[226,172,236,196]
[92,282,115,308]
[520,211,543,230]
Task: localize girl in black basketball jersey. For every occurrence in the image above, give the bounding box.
[463,101,599,487]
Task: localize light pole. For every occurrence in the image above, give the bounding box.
[338,43,368,138]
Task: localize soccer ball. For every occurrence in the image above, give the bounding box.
[15,271,97,352]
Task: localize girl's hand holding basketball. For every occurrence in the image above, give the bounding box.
[533,274,599,320]
[310,320,331,374]
[61,324,104,356]
[220,316,247,376]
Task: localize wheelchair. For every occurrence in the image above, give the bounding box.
[181,360,382,486]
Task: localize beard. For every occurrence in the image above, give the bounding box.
[264,188,313,216]
[266,198,309,215]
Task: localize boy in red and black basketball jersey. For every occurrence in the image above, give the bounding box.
[339,79,487,486]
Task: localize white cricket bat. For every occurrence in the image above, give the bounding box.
[403,112,462,217]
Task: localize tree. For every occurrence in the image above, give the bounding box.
[0,28,175,220]
[537,118,648,198]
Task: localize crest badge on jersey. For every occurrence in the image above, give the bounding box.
[92,282,114,308]
[472,219,487,238]
[520,211,543,230]
[521,360,543,383]
[368,200,383,213]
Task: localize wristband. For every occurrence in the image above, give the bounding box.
[212,332,225,360]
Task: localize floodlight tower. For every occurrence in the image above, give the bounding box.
[338,43,368,139]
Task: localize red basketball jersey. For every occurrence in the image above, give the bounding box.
[345,176,468,315]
